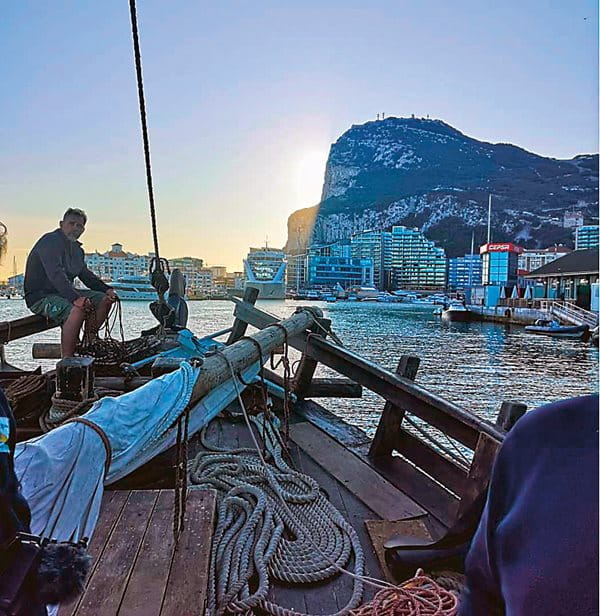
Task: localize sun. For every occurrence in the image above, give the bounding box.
[293,149,329,210]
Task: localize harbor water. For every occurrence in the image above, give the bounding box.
[2,299,598,437]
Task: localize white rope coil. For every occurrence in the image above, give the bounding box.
[190,416,366,616]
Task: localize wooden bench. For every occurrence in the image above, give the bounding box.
[60,488,216,616]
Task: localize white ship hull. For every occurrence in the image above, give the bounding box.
[245,281,286,300]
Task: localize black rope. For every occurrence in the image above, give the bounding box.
[128,0,161,267]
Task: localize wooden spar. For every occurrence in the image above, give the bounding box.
[32,343,62,359]
[262,367,362,398]
[188,308,317,406]
[230,298,505,447]
[96,376,150,391]
[0,314,56,344]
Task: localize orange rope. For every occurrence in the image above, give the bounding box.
[350,570,458,616]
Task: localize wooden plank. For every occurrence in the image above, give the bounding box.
[296,452,380,611]
[305,377,362,398]
[293,400,372,449]
[161,489,217,616]
[118,491,177,616]
[293,318,330,398]
[369,355,420,458]
[394,429,468,496]
[290,422,425,520]
[370,456,459,529]
[264,367,362,398]
[456,433,500,518]
[226,286,259,344]
[60,491,130,616]
[0,314,57,344]
[74,491,159,615]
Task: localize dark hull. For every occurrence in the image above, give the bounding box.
[441,308,471,322]
[525,325,589,340]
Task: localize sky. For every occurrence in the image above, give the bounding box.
[0,0,598,281]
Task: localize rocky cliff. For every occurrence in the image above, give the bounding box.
[286,117,598,256]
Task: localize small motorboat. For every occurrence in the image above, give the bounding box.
[525,319,590,341]
[441,301,471,322]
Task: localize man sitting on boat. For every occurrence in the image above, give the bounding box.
[24,208,118,357]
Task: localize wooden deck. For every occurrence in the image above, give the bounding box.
[60,489,216,616]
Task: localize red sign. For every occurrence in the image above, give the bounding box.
[480,243,523,254]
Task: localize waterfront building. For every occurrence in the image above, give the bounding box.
[389,226,446,290]
[7,273,24,293]
[350,231,392,290]
[518,245,572,273]
[480,242,523,287]
[306,254,374,289]
[244,247,286,299]
[169,257,208,295]
[86,243,151,281]
[524,247,599,310]
[286,252,308,291]
[447,254,482,291]
[575,225,599,250]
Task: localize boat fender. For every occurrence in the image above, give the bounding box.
[504,309,511,318]
[168,268,186,298]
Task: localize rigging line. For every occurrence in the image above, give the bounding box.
[128,0,161,266]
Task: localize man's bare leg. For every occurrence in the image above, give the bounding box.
[93,296,113,328]
[61,306,86,358]
[83,296,113,338]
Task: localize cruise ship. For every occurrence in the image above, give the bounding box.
[243,247,286,299]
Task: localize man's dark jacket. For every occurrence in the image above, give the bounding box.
[24,229,110,307]
[460,394,599,615]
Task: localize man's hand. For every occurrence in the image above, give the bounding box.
[106,289,119,303]
[73,297,91,310]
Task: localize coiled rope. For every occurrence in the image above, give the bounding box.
[190,414,366,616]
[349,570,458,616]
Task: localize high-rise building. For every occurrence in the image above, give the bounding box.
[575,225,599,250]
[350,230,392,290]
[447,254,482,291]
[390,226,446,290]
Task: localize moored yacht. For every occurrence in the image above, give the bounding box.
[109,275,159,301]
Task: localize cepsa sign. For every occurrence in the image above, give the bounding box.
[480,243,523,254]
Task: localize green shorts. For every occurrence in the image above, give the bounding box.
[29,290,107,325]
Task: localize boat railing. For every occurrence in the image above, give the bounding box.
[228,288,527,528]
